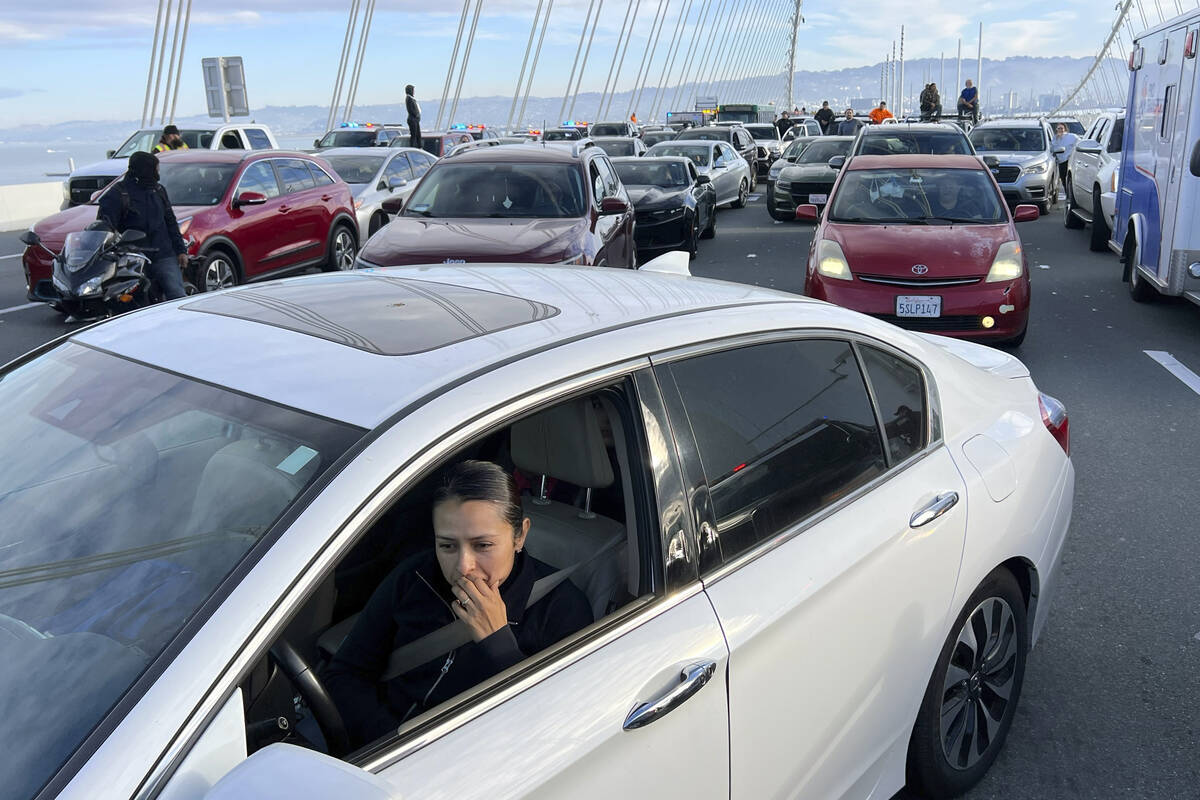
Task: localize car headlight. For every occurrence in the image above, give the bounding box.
[776,179,791,191]
[986,240,1023,283]
[79,276,104,295]
[769,164,785,180]
[816,239,852,280]
[1022,161,1048,175]
[559,252,589,265]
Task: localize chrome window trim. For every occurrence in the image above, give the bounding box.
[647,326,944,588]
[137,354,700,798]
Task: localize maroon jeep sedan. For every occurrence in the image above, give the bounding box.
[356,142,637,268]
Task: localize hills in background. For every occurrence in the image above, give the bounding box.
[0,55,1119,143]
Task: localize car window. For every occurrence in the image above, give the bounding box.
[403,162,587,218]
[589,163,605,204]
[236,161,282,199]
[595,157,620,196]
[858,346,926,463]
[275,158,317,194]
[322,155,387,185]
[157,162,238,206]
[219,131,245,149]
[383,154,413,186]
[409,151,434,177]
[667,339,887,564]
[307,162,336,187]
[829,167,1007,224]
[244,128,273,150]
[1094,119,1110,147]
[113,130,159,157]
[1108,118,1125,153]
[970,128,1045,152]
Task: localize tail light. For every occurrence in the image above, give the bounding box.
[1038,392,1070,456]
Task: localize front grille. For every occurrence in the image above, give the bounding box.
[858,274,981,288]
[787,181,832,203]
[993,166,1020,183]
[871,314,983,331]
[69,176,114,205]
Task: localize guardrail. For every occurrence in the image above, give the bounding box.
[0,182,66,233]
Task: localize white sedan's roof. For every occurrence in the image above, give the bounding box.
[72,266,804,429]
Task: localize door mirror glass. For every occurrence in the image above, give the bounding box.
[234,191,268,208]
[696,174,711,185]
[1013,204,1040,222]
[19,230,41,247]
[204,744,395,800]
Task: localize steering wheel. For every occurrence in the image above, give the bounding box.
[268,638,351,757]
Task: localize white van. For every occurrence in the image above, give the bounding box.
[1112,10,1200,305]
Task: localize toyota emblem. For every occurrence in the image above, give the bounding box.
[911,264,929,275]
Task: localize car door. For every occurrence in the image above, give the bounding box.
[1075,117,1108,200]
[269,158,328,272]
[655,335,968,800]
[225,159,288,278]
[689,162,713,230]
[710,145,735,203]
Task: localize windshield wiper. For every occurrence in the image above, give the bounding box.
[405,209,435,218]
[922,216,984,224]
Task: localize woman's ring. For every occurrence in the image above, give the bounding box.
[458,599,469,609]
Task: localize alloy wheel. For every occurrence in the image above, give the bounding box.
[938,596,1019,771]
[333,229,357,270]
[204,257,236,292]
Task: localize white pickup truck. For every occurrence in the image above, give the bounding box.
[1064,110,1123,252]
[64,123,279,206]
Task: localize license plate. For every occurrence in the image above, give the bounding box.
[809,193,828,204]
[896,295,942,318]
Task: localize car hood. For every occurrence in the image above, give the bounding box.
[777,163,838,181]
[69,158,131,179]
[825,221,1014,277]
[626,185,688,209]
[977,150,1046,164]
[32,202,210,248]
[359,216,590,266]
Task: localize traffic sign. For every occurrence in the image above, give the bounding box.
[202,57,249,121]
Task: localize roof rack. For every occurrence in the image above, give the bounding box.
[570,139,596,157]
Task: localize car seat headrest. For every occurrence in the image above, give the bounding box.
[510,399,614,489]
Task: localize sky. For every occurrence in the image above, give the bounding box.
[0,0,1118,125]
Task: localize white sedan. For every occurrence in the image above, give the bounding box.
[318,147,436,240]
[0,255,1073,800]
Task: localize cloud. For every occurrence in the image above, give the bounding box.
[0,87,27,99]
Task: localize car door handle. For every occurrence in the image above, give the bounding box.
[909,491,960,528]
[320,194,333,201]
[623,660,717,731]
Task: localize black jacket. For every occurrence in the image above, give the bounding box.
[775,118,793,136]
[405,94,421,125]
[326,550,592,748]
[814,107,835,130]
[96,176,186,259]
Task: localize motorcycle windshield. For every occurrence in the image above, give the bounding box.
[61,231,113,272]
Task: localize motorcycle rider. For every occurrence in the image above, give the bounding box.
[97,151,188,300]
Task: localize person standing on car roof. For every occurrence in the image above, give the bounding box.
[97,151,188,300]
[775,110,793,137]
[836,108,861,136]
[814,101,835,134]
[152,125,188,153]
[869,101,894,124]
[406,84,422,149]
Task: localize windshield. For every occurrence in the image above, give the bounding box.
[858,132,973,155]
[642,131,676,147]
[675,129,728,142]
[588,123,625,137]
[403,162,586,218]
[595,139,636,157]
[829,168,1007,224]
[969,128,1046,152]
[319,130,378,148]
[797,139,853,164]
[614,160,690,187]
[323,155,387,185]
[744,125,777,140]
[0,343,360,800]
[782,138,812,159]
[1051,120,1085,135]
[543,129,581,141]
[648,144,711,167]
[113,129,216,157]
[62,231,113,270]
[158,162,237,206]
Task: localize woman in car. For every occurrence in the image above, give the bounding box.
[326,459,593,748]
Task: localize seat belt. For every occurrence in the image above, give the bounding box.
[379,533,624,682]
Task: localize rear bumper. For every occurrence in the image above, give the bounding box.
[1031,457,1075,647]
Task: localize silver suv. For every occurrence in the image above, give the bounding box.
[968,119,1059,214]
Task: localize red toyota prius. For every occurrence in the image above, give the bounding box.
[800,154,1038,346]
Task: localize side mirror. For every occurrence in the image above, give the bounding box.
[204,744,395,800]
[1013,204,1040,223]
[696,174,711,185]
[117,229,146,244]
[314,139,322,149]
[381,195,406,215]
[600,197,629,215]
[387,176,408,191]
[1075,139,1102,154]
[795,204,820,221]
[981,155,999,168]
[827,155,846,170]
[1190,138,1200,177]
[105,150,116,159]
[1052,146,1066,155]
[233,191,268,208]
[19,230,41,247]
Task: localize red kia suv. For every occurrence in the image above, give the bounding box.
[800,154,1038,345]
[356,142,637,268]
[22,150,358,302]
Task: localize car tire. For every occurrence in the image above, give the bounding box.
[323,224,358,272]
[1036,200,1050,216]
[1063,179,1084,229]
[195,250,240,293]
[907,568,1028,799]
[732,179,748,209]
[1089,188,1110,252]
[700,206,716,239]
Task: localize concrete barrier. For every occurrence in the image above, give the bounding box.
[0,181,66,232]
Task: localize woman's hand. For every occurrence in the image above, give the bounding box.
[450,572,509,642]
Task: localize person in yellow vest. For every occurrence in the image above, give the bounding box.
[153,125,188,153]
[868,102,894,125]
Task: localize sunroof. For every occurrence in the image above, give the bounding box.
[182,273,560,355]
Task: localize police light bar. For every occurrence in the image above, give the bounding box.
[450,123,468,130]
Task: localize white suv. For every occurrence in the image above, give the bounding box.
[1064,111,1124,251]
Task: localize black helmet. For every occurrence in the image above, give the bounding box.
[129,150,160,185]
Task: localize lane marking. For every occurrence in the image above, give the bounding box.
[1145,350,1200,396]
[0,302,40,316]
[0,254,22,260]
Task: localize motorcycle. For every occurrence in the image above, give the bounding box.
[21,226,154,322]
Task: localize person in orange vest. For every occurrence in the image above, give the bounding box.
[630,113,638,124]
[868,101,894,124]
